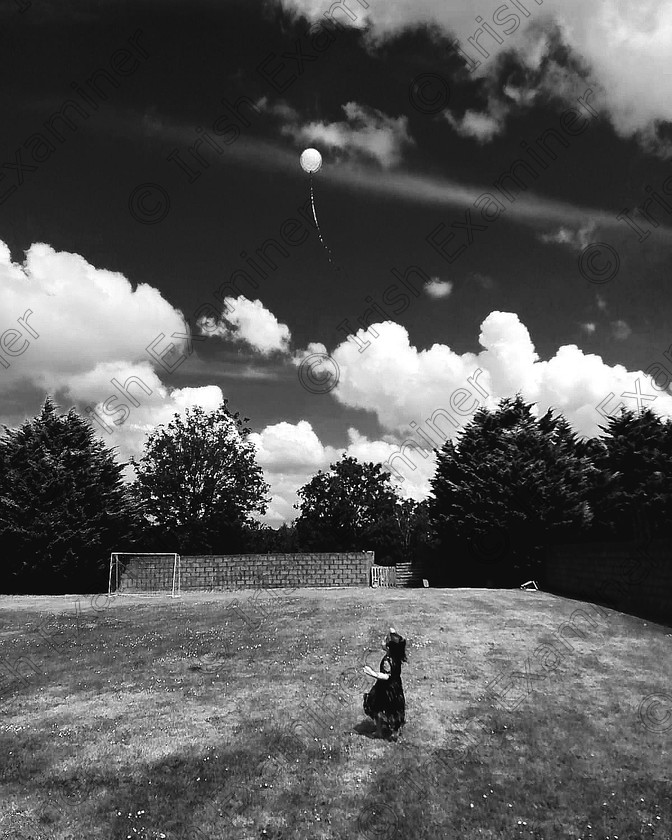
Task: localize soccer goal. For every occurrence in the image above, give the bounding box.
[108,552,181,597]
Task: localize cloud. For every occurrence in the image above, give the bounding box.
[290,342,341,396]
[92,379,225,475]
[124,113,672,241]
[424,278,453,299]
[277,100,414,167]
[307,155,672,242]
[326,313,672,442]
[249,420,332,524]
[580,322,597,334]
[0,241,187,392]
[5,241,667,526]
[539,222,596,251]
[278,0,672,151]
[198,296,291,356]
[0,242,443,524]
[0,240,227,472]
[249,422,433,526]
[251,307,672,520]
[255,97,300,123]
[445,110,503,143]
[611,319,632,340]
[443,30,561,144]
[326,319,488,437]
[444,108,505,143]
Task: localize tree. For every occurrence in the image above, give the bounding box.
[390,498,436,566]
[0,397,138,594]
[429,395,598,585]
[245,522,301,553]
[294,455,403,559]
[130,401,269,553]
[593,408,672,540]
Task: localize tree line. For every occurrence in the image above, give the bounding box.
[1,394,670,593]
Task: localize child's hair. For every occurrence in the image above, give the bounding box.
[386,627,407,662]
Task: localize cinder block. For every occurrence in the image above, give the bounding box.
[156,551,410,592]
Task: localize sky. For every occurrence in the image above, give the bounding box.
[2,0,672,525]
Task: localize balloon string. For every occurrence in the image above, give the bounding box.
[309,173,336,266]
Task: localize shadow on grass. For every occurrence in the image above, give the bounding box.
[352,718,404,742]
[350,701,672,840]
[43,722,350,839]
[352,719,378,739]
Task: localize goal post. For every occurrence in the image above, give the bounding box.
[109,552,181,597]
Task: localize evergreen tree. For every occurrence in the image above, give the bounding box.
[0,397,137,593]
[593,407,672,539]
[429,395,597,584]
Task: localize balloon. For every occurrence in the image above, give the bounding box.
[299,147,340,271]
[300,148,322,174]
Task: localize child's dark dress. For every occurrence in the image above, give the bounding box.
[363,654,405,731]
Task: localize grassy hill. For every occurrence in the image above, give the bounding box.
[0,588,670,839]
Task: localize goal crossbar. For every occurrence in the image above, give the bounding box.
[109,552,181,597]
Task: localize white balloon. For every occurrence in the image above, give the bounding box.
[300,148,322,174]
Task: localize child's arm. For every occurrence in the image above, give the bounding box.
[363,664,389,680]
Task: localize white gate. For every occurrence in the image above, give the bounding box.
[370,565,396,587]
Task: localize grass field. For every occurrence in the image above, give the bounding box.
[0,587,670,840]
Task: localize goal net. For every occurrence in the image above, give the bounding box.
[109,552,181,597]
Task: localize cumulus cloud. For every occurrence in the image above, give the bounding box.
[424,278,453,299]
[92,380,225,474]
[5,241,668,526]
[249,420,333,524]
[327,313,672,442]
[251,308,672,520]
[249,422,433,526]
[0,240,227,471]
[329,320,480,432]
[0,241,187,391]
[198,296,291,356]
[290,340,339,387]
[277,100,414,167]
[278,0,672,150]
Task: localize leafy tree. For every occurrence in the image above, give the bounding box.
[390,498,436,566]
[0,397,138,593]
[245,522,301,553]
[593,408,672,539]
[429,395,598,585]
[130,401,269,553]
[294,455,404,559]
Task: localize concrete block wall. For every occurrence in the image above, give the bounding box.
[545,540,672,624]
[117,554,177,593]
[119,552,375,592]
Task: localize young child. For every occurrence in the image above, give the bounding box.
[363,627,407,740]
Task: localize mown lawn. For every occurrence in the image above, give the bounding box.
[0,587,670,840]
